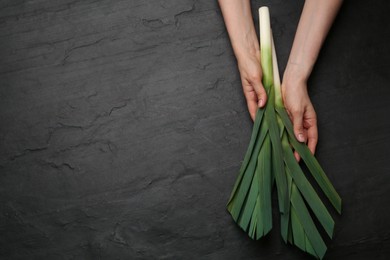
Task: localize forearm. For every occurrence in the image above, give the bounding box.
[284,0,343,83]
[218,0,259,60]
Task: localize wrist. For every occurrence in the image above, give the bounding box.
[231,28,260,62]
[218,0,259,63]
[283,62,311,87]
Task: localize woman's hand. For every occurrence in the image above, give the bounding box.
[237,51,268,121]
[282,66,318,161]
[217,0,268,120]
[280,0,343,160]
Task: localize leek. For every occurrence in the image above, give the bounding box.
[226,6,342,259]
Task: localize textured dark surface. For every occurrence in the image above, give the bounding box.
[1,0,389,259]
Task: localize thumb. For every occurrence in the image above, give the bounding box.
[292,112,306,142]
[251,80,268,108]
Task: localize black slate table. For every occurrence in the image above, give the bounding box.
[1,0,389,259]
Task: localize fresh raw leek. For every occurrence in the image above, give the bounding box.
[226,6,342,259]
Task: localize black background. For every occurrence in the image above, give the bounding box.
[1,0,389,259]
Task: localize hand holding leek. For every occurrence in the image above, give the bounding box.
[219,1,344,259]
[218,0,268,120]
[282,76,317,160]
[218,0,343,156]
[281,0,344,157]
[226,7,342,259]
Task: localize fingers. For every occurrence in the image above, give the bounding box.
[305,111,318,155]
[292,106,317,160]
[294,119,317,161]
[307,128,318,155]
[291,110,306,143]
[242,73,268,121]
[250,76,267,108]
[294,151,301,162]
[238,54,267,118]
[243,90,258,121]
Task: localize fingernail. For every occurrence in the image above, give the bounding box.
[298,134,305,142]
[258,99,264,107]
